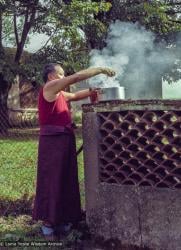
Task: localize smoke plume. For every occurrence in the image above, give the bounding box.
[89,21,180,99]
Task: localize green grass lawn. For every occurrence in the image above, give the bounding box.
[0,131,84,243]
[0,139,37,200]
[0,134,84,200]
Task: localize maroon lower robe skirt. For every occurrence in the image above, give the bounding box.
[32,131,82,226]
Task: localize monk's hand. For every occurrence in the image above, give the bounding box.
[100,67,116,77]
[89,87,101,98]
[89,87,101,103]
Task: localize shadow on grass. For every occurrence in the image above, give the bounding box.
[0,126,82,141]
[0,194,34,217]
[0,134,38,142]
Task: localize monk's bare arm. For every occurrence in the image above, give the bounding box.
[43,67,115,96]
[62,89,93,102]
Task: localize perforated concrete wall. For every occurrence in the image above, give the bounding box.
[82,100,181,250]
[98,110,180,188]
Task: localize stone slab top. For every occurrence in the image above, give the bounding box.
[82,99,181,112]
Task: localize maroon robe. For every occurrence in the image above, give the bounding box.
[32,88,81,226]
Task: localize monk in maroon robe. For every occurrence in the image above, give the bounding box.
[32,63,115,239]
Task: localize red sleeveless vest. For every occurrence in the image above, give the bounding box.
[38,88,72,127]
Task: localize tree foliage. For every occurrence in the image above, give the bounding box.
[33,0,111,74]
[0,0,111,83]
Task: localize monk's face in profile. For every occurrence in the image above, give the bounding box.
[48,65,64,81]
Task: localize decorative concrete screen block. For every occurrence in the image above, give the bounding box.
[98,110,180,188]
[82,100,181,250]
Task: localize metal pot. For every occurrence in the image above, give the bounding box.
[99,87,125,101]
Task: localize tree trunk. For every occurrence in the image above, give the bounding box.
[0,9,8,135]
[0,8,4,56]
[14,4,37,63]
[0,74,11,135]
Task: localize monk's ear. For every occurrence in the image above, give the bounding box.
[48,72,54,81]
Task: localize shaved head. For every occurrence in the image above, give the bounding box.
[43,63,64,83]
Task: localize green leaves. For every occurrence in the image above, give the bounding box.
[33,0,111,73]
[142,1,181,35]
[0,0,112,83]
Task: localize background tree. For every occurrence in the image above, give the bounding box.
[32,0,111,74]
[86,0,181,47]
[0,0,13,134]
[0,0,47,133]
[0,0,111,134]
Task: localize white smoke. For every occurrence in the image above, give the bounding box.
[89,21,180,98]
